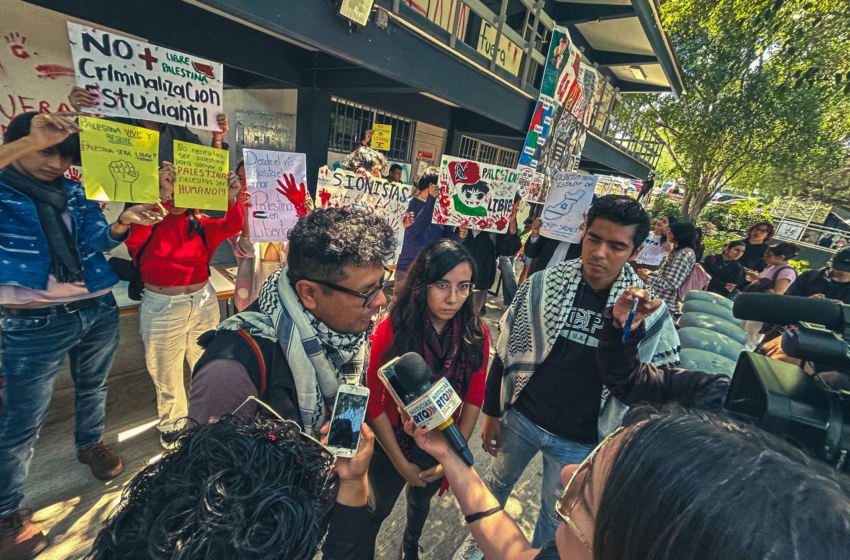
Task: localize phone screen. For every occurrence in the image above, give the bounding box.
[327,390,369,453]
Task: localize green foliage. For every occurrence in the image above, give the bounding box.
[639,0,850,221]
[703,231,742,257]
[789,259,811,275]
[700,200,772,234]
[648,194,684,222]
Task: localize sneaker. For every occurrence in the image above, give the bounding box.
[452,535,483,560]
[401,539,423,560]
[76,441,123,481]
[0,509,47,560]
[160,430,182,450]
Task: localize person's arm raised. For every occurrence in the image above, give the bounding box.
[0,113,81,169]
[405,419,540,560]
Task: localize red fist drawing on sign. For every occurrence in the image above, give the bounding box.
[277,174,309,217]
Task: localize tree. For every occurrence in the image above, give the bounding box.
[639,0,850,221]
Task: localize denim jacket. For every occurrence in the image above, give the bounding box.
[0,176,125,292]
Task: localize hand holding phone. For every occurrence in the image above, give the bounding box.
[326,384,370,458]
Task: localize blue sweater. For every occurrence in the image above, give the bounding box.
[0,176,125,292]
[396,196,456,272]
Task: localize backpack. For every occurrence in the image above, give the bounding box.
[677,249,711,301]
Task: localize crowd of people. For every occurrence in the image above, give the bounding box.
[0,107,849,560]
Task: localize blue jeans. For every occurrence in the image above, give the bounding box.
[0,293,120,517]
[499,256,518,306]
[487,408,594,547]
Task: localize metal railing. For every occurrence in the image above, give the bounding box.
[383,0,665,171]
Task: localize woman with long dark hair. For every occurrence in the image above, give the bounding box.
[701,240,747,298]
[126,161,244,448]
[738,221,775,271]
[638,221,703,315]
[364,239,490,560]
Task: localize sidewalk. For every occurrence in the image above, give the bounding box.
[23,292,544,559]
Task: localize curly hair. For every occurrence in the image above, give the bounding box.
[386,239,485,371]
[341,146,388,177]
[286,207,396,285]
[88,416,338,560]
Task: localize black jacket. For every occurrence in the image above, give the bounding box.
[596,308,730,410]
[462,229,522,290]
[524,235,582,275]
[786,267,850,304]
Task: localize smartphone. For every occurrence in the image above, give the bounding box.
[326,384,370,458]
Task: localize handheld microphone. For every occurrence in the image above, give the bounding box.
[733,294,845,330]
[378,352,475,466]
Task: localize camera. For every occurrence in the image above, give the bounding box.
[727,294,850,472]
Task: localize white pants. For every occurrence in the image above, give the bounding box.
[139,282,220,432]
[744,320,764,351]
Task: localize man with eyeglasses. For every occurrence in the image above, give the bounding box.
[188,208,396,436]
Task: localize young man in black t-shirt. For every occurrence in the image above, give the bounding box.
[453,195,681,560]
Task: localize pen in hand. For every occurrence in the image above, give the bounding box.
[621,297,640,343]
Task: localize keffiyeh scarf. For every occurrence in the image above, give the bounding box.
[217,267,367,436]
[496,258,681,436]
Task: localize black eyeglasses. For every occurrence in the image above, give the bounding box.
[300,267,392,308]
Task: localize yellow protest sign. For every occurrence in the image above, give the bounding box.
[372,124,392,151]
[78,116,159,202]
[173,140,229,210]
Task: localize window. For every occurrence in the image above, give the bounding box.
[457,135,520,168]
[328,97,415,162]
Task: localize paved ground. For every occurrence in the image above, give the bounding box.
[23,291,545,559]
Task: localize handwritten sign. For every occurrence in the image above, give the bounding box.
[78,116,159,202]
[432,156,519,233]
[372,124,392,151]
[243,149,307,242]
[173,140,228,210]
[540,172,597,243]
[67,22,223,130]
[316,167,411,263]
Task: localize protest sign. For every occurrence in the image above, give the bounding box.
[67,22,223,130]
[539,172,597,243]
[372,124,392,151]
[316,167,412,262]
[173,140,228,210]
[540,28,572,99]
[243,149,308,242]
[78,116,159,202]
[432,156,519,233]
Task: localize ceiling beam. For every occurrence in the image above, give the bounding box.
[594,51,658,67]
[616,82,670,93]
[554,3,636,25]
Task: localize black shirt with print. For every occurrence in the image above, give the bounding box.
[512,282,610,445]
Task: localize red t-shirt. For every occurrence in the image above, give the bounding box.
[126,202,244,287]
[365,317,489,426]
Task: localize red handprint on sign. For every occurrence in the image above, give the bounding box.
[495,216,508,231]
[276,174,309,217]
[5,33,30,59]
[318,189,333,208]
[65,167,82,182]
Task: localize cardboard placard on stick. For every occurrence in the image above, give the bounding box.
[539,172,597,243]
[432,156,519,233]
[78,116,159,202]
[173,140,228,210]
[316,167,412,263]
[67,22,224,130]
[243,149,307,241]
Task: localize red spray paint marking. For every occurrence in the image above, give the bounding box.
[36,65,75,79]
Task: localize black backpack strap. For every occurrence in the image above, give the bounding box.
[133,223,161,267]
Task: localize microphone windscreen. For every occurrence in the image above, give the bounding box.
[733,294,843,329]
[393,352,434,394]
